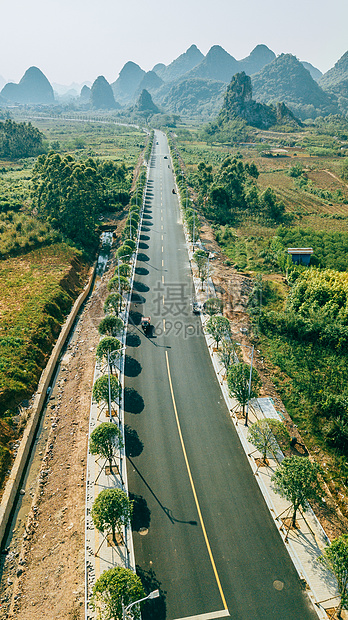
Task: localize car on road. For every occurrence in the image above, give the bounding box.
[141,316,151,334]
[192,301,200,314]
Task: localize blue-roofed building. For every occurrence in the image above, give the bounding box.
[287,248,313,266]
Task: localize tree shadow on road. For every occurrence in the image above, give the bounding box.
[124,355,142,377]
[130,493,151,531]
[124,387,144,414]
[126,333,141,348]
[136,566,167,620]
[133,280,149,292]
[129,310,142,326]
[125,424,143,457]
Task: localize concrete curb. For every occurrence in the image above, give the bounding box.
[0,263,96,548]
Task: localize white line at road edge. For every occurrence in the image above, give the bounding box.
[173,609,230,620]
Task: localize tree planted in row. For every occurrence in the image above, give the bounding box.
[227,362,262,421]
[93,374,121,407]
[193,249,208,290]
[91,566,144,620]
[318,535,348,618]
[272,455,322,528]
[89,422,123,471]
[92,488,132,546]
[104,292,123,316]
[98,316,124,338]
[206,315,230,349]
[247,418,290,463]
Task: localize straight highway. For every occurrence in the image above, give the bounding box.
[124,130,318,620]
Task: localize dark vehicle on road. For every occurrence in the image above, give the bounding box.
[141,316,151,334]
[192,302,200,314]
[172,188,176,194]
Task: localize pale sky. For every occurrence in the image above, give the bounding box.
[1,0,347,85]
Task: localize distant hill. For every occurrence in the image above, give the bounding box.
[80,84,91,102]
[185,45,239,82]
[161,78,225,118]
[0,76,6,90]
[90,76,119,109]
[238,45,276,75]
[1,67,54,104]
[133,89,160,116]
[111,61,145,106]
[301,61,322,82]
[137,70,163,96]
[320,50,348,111]
[252,54,338,119]
[218,72,301,130]
[154,45,204,82]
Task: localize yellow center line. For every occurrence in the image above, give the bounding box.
[165,351,228,612]
[163,318,166,332]
[162,275,164,283]
[162,259,164,267]
[162,246,164,253]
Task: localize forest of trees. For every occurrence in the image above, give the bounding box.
[0,119,46,159]
[31,153,131,250]
[192,157,285,225]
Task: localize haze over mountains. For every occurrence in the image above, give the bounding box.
[1,43,347,121]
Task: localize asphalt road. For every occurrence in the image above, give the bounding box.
[124,130,318,620]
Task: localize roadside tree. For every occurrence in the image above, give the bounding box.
[193,249,208,290]
[98,316,124,338]
[227,362,261,421]
[89,422,123,471]
[104,292,123,316]
[318,535,348,618]
[96,337,122,372]
[247,418,290,463]
[91,566,144,620]
[204,297,223,316]
[93,375,121,408]
[108,275,130,296]
[92,488,132,546]
[219,338,235,372]
[206,315,231,349]
[272,456,323,528]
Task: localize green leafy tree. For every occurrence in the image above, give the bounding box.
[92,488,132,546]
[96,337,122,371]
[272,456,323,527]
[318,535,348,618]
[206,315,231,349]
[219,338,235,372]
[31,152,103,249]
[247,418,290,463]
[0,119,45,159]
[227,362,262,419]
[89,422,123,471]
[104,293,123,316]
[204,297,223,316]
[91,566,144,620]
[108,275,130,295]
[98,316,124,338]
[193,249,208,290]
[117,263,131,278]
[93,375,121,406]
[122,238,136,252]
[117,245,134,262]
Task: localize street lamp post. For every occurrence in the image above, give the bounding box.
[236,342,255,426]
[122,589,160,620]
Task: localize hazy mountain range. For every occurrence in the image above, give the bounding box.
[1,44,347,121]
